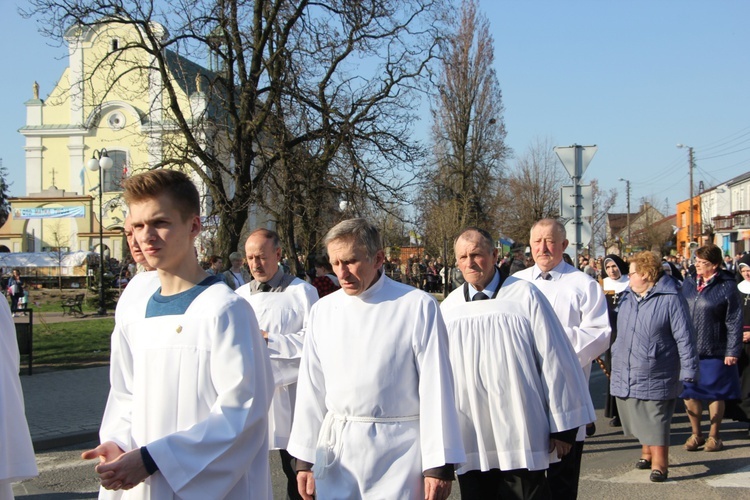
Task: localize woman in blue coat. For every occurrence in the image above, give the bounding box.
[680,244,743,453]
[611,251,699,482]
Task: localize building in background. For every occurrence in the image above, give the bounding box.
[704,171,750,256]
[675,195,701,259]
[606,202,669,256]
[0,20,247,260]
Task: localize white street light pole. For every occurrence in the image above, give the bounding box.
[87,149,114,315]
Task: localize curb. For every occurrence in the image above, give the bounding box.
[33,430,100,452]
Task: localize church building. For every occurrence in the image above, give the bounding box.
[2,20,217,261]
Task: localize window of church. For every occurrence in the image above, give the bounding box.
[111,39,119,52]
[103,150,128,192]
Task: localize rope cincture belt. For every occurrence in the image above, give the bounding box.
[314,412,421,479]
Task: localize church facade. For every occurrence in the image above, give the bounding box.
[2,20,219,260]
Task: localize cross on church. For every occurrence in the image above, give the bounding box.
[48,167,57,188]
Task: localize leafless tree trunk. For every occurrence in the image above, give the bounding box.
[590,178,617,255]
[500,137,565,244]
[419,0,509,261]
[25,0,447,258]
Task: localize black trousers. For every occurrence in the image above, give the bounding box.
[279,449,302,500]
[546,440,584,500]
[458,468,551,500]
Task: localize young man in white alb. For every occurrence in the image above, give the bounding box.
[83,169,274,499]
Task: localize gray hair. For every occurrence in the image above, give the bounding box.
[530,218,566,240]
[324,218,382,259]
[228,251,243,261]
[248,228,281,250]
[455,227,495,254]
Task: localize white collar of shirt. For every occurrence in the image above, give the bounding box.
[467,267,501,299]
[354,269,385,301]
[531,260,567,281]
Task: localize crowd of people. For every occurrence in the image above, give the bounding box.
[2,172,749,499]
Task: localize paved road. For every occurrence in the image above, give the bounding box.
[12,361,750,498]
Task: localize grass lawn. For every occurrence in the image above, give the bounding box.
[31,318,114,370]
[9,288,121,371]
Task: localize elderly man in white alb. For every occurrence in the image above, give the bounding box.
[235,228,318,500]
[513,218,610,500]
[442,228,594,500]
[287,218,465,500]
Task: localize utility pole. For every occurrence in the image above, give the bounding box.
[619,178,631,252]
[677,144,695,246]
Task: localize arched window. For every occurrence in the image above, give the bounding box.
[103,150,127,192]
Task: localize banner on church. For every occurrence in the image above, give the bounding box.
[13,206,86,219]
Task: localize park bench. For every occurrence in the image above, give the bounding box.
[15,310,33,375]
[61,293,85,317]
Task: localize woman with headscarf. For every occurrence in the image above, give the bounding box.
[680,244,743,452]
[601,255,630,426]
[725,253,750,436]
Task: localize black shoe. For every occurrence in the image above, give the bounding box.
[635,459,651,470]
[650,470,668,482]
[586,422,596,437]
[609,416,621,427]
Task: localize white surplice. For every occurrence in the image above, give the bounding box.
[287,273,465,500]
[0,298,37,497]
[99,278,274,500]
[441,278,595,473]
[514,261,611,441]
[235,278,318,449]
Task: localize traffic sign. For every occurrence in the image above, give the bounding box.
[554,145,598,178]
[565,219,593,248]
[560,184,593,219]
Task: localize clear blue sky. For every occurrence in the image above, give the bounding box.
[2,0,749,217]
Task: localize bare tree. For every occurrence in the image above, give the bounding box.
[418,0,509,260]
[0,160,10,229]
[45,220,70,290]
[631,199,675,255]
[590,178,617,255]
[499,137,565,244]
[25,0,447,260]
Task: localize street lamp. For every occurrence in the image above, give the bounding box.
[87,148,114,316]
[618,178,631,252]
[676,143,695,249]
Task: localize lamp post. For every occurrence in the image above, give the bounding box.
[87,149,113,316]
[618,178,631,253]
[676,143,695,249]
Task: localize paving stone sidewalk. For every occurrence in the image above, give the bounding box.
[16,309,112,450]
[21,366,110,450]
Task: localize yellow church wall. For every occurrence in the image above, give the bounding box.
[42,71,71,124]
[13,19,217,265]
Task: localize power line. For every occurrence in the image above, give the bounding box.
[696,144,750,161]
[695,125,750,153]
